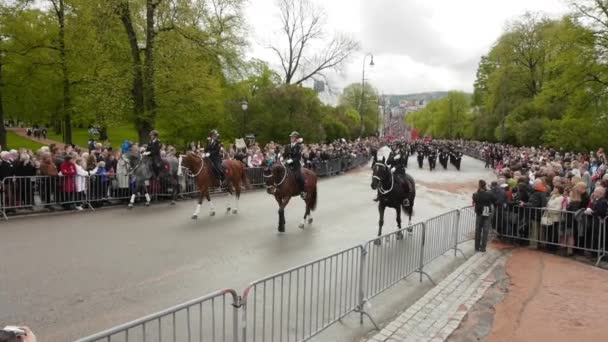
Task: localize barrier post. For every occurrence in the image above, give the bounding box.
[417,222,436,285]
[453,209,460,257]
[358,245,367,324]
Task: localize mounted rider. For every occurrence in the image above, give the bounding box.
[144,130,162,178]
[284,131,306,199]
[205,129,227,186]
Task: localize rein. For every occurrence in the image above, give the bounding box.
[263,163,289,189]
[374,163,394,195]
[180,154,205,178]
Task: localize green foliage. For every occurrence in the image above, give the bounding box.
[470,11,608,149]
[405,91,471,139]
[339,83,380,137]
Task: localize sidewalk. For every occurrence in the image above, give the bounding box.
[364,249,508,342]
[7,127,72,147]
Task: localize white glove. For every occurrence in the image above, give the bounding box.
[391,167,396,173]
[394,154,401,160]
[585,208,594,215]
[143,151,151,156]
[205,153,210,158]
[286,159,293,164]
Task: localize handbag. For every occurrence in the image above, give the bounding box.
[540,210,553,226]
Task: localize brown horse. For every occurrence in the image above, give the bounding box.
[179,152,248,219]
[263,163,318,232]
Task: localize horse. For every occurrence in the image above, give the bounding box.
[157,154,180,205]
[371,157,416,245]
[263,163,318,232]
[178,152,248,219]
[123,152,155,208]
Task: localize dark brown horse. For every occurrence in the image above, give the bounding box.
[263,163,318,232]
[179,152,248,219]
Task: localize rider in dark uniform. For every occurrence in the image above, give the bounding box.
[205,129,226,185]
[284,131,306,198]
[145,130,162,178]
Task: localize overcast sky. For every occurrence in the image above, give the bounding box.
[244,0,570,96]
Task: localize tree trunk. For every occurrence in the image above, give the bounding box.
[0,57,7,150]
[142,0,157,144]
[57,0,72,145]
[119,2,147,143]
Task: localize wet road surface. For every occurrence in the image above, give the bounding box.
[0,156,493,341]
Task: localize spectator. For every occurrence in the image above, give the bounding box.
[59,155,77,208]
[542,186,565,251]
[472,180,496,253]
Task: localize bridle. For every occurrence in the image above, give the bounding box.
[263,163,288,190]
[179,154,205,178]
[373,163,394,195]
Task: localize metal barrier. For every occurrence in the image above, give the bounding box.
[363,223,425,300]
[493,205,606,266]
[0,156,370,219]
[75,289,240,342]
[241,246,364,342]
[75,202,608,342]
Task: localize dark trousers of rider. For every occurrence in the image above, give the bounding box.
[292,166,305,191]
[212,159,224,181]
[475,214,490,252]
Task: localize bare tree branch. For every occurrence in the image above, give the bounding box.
[270,0,359,85]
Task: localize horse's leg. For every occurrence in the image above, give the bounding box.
[396,206,404,240]
[144,180,151,206]
[277,196,285,232]
[207,191,215,216]
[375,203,385,245]
[192,191,203,220]
[299,205,310,229]
[232,182,240,214]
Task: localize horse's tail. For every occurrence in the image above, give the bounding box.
[309,186,318,211]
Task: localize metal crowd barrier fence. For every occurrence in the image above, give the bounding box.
[493,205,606,266]
[78,205,487,342]
[75,289,240,342]
[0,156,370,219]
[364,222,424,300]
[241,246,363,342]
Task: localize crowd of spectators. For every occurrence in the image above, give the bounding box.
[462,140,608,258]
[0,137,374,214]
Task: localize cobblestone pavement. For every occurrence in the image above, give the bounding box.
[364,249,508,342]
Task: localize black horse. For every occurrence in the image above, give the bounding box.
[371,158,416,245]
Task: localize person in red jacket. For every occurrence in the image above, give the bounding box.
[59,155,77,207]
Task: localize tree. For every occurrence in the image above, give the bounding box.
[270,0,359,85]
[339,83,379,137]
[405,91,471,139]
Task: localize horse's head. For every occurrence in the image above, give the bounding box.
[263,165,276,194]
[371,157,390,190]
[179,152,200,177]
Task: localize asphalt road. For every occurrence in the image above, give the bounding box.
[0,156,493,341]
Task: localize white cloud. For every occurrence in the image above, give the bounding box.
[245,0,570,95]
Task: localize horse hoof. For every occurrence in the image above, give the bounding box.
[396,231,404,240]
[210,211,216,217]
[298,223,305,229]
[373,239,382,246]
[278,226,285,233]
[191,215,198,220]
[127,205,133,210]
[226,207,231,213]
[170,201,176,206]
[232,209,238,214]
[407,227,413,234]
[145,202,150,207]
[308,218,313,225]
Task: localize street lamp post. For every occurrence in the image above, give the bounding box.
[241,100,248,137]
[359,53,374,137]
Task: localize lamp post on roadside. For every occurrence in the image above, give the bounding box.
[359,53,374,137]
[241,100,248,137]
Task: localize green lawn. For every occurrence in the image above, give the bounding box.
[6,131,44,151]
[49,124,139,148]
